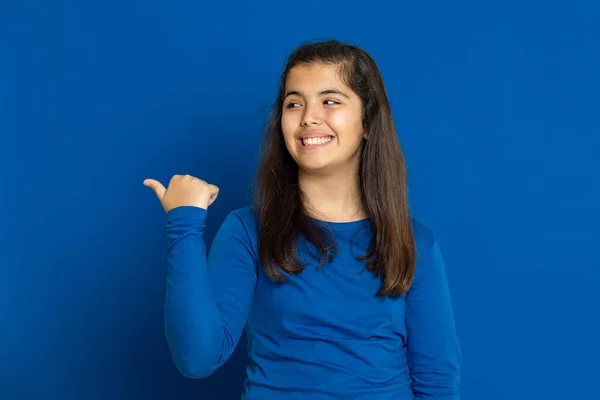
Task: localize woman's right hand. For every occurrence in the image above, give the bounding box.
[143,174,219,213]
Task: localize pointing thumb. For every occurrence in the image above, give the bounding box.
[143,179,167,201]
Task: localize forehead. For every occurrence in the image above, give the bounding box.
[285,63,349,92]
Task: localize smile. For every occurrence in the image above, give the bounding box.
[300,136,333,147]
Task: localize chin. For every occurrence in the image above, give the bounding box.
[297,160,332,173]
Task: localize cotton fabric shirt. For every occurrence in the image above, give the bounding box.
[164,206,461,399]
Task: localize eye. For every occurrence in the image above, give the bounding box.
[324,100,340,105]
[286,102,301,109]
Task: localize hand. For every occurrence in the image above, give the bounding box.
[143,174,219,213]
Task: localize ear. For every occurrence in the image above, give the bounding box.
[363,131,369,140]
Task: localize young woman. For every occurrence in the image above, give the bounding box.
[144,40,461,399]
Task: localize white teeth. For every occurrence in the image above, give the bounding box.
[302,136,332,146]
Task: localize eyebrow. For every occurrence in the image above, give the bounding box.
[284,88,349,99]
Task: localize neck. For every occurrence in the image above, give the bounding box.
[298,167,366,223]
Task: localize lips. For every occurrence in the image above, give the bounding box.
[298,130,333,140]
[301,136,332,146]
[297,136,334,151]
[297,130,333,139]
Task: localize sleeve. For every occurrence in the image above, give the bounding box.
[405,235,462,399]
[163,206,257,379]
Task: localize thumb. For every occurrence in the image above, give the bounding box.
[143,179,167,200]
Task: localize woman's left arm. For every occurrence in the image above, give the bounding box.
[405,233,462,399]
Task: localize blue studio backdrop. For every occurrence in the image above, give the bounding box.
[2,1,599,399]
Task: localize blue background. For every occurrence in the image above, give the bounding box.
[2,1,599,399]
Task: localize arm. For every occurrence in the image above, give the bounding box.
[164,206,257,378]
[406,236,462,399]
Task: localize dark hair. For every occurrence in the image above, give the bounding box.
[253,39,416,297]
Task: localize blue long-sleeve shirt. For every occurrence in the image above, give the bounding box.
[164,205,461,399]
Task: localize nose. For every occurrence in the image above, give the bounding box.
[301,102,322,126]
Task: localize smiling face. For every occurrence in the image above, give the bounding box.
[281,63,366,174]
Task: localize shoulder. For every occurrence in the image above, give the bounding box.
[410,215,436,253]
[409,215,446,277]
[224,206,258,234]
[215,206,260,249]
[208,206,260,263]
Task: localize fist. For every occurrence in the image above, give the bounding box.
[143,174,219,213]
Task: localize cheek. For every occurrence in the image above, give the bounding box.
[281,114,297,149]
[327,110,363,140]
[281,112,297,134]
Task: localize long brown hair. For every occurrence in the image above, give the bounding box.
[253,40,416,297]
